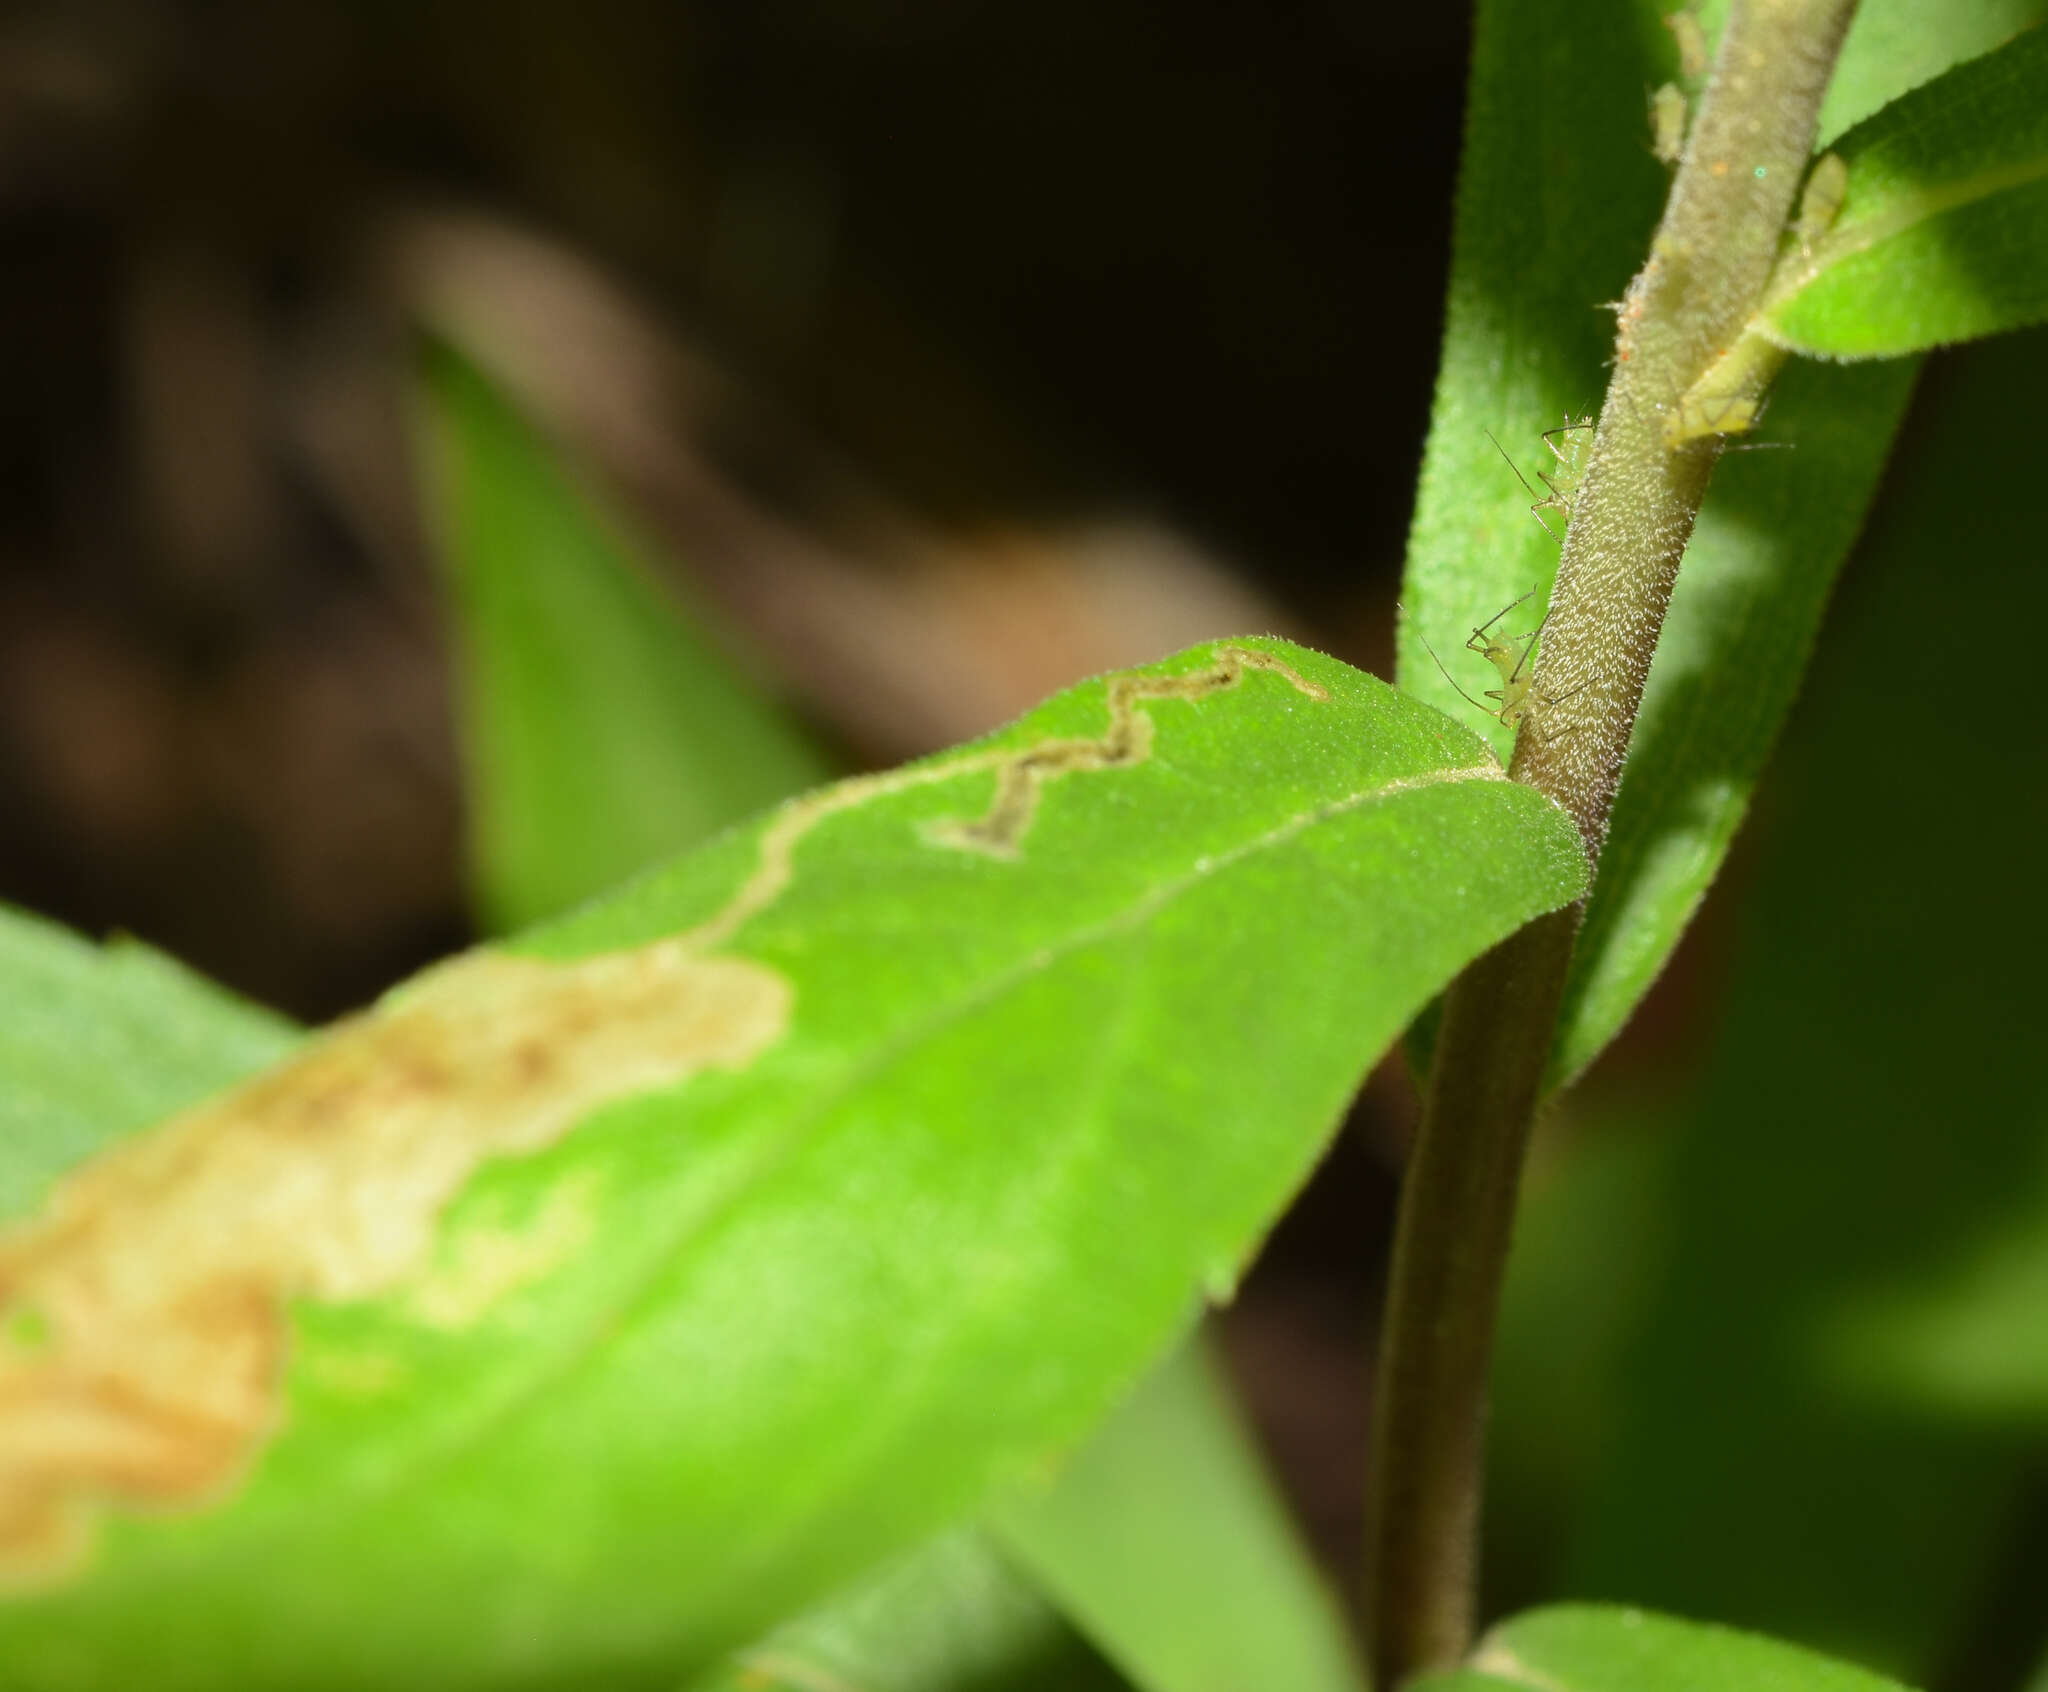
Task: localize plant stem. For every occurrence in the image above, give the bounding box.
[1364,2,1859,1683]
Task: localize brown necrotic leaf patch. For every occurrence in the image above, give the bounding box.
[0,940,788,1583]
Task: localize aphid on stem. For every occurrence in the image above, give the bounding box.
[1486,416,1593,542]
[1650,83,1688,166]
[1664,8,1710,80]
[1794,151,1849,252]
[1412,591,1584,742]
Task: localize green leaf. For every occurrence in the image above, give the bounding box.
[1411,1606,1917,1692]
[1765,28,2048,359]
[1546,354,1915,1085]
[1401,0,2007,1085]
[415,339,832,932]
[1818,0,2047,143]
[1483,1107,1677,1615]
[1665,0,2043,148]
[1564,331,2048,1676]
[0,637,1584,1690]
[0,878,1123,1692]
[994,1331,1364,1692]
[0,904,296,1224]
[686,1333,1355,1692]
[683,1529,1132,1692]
[686,1333,1359,1692]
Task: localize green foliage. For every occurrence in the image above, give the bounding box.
[416,339,832,933]
[1767,28,2048,358]
[1498,330,2048,1683]
[695,1337,1366,1692]
[1402,0,2037,1085]
[994,1335,1364,1692]
[1412,1606,1916,1692]
[0,905,296,1223]
[0,639,1584,1689]
[682,1530,1132,1692]
[1816,0,2045,141]
[12,5,2048,1689]
[418,360,1368,1692]
[1552,329,2048,1679]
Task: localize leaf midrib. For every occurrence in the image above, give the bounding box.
[1765,153,2048,334]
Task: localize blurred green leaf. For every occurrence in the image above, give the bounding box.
[1766,28,2048,359]
[1818,0,2046,143]
[685,1332,1360,1692]
[1483,1109,1678,1616]
[0,904,295,1224]
[994,1331,1364,1692]
[684,1529,1131,1692]
[1412,1606,1917,1692]
[415,339,831,933]
[0,638,1584,1689]
[1563,332,2048,1677]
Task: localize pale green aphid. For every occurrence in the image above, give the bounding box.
[1487,416,1592,543]
[1665,151,1850,446]
[1415,428,1600,741]
[1651,82,1688,166]
[1664,7,1710,79]
[1419,591,1545,731]
[1467,592,1545,729]
[1793,150,1849,250]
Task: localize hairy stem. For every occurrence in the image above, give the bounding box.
[1364,2,1859,1683]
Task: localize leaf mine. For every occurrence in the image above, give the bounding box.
[0,640,1331,1587]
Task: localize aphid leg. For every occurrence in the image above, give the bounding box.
[1533,415,1594,532]
[1407,591,1559,742]
[1491,420,1593,541]
[1486,433,1564,541]
[1528,681,1591,746]
[1540,414,1594,472]
[1472,598,1545,685]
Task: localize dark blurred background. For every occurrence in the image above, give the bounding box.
[0,0,1470,1007]
[1,0,1737,1616]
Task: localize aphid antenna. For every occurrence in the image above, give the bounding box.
[1470,589,1540,643]
[1485,430,1541,501]
[1716,390,1798,453]
[1399,600,1498,717]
